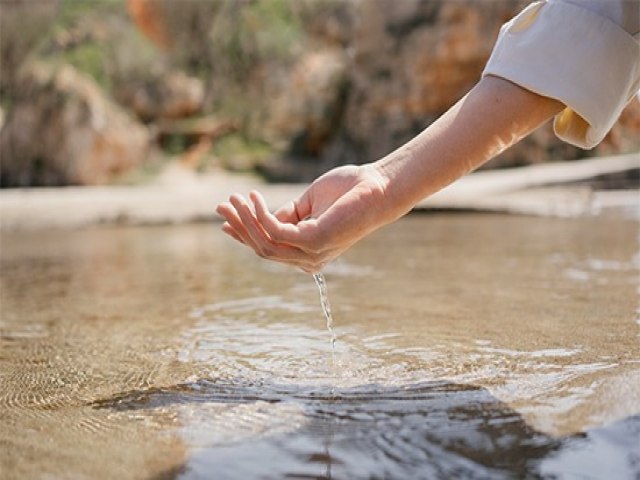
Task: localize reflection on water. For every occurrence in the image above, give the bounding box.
[93,378,561,479]
[1,214,639,479]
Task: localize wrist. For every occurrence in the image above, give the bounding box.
[369,156,418,222]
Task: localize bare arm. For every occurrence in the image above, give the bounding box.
[375,75,564,221]
[216,76,563,273]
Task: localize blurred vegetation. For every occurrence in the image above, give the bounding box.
[46,2,161,90]
[1,0,638,187]
[213,133,275,172]
[0,0,329,184]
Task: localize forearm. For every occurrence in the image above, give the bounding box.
[374,75,564,221]
[216,77,564,272]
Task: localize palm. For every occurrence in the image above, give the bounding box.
[216,164,387,272]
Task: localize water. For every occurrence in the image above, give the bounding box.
[313,273,337,351]
[1,213,639,479]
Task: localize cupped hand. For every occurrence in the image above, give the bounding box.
[215,164,391,273]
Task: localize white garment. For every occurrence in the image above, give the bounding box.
[482,0,640,149]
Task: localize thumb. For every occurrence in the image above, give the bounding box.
[251,191,314,248]
[269,189,313,225]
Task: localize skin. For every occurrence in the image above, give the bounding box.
[216,75,564,273]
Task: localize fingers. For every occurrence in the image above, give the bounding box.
[272,200,299,224]
[229,193,269,247]
[273,188,312,224]
[216,200,259,251]
[251,191,318,251]
[221,221,244,244]
[219,193,319,267]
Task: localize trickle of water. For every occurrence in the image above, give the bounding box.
[313,273,337,350]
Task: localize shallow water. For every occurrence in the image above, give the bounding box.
[1,213,639,479]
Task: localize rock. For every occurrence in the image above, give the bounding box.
[0,0,59,90]
[267,48,349,149]
[270,0,638,178]
[597,97,640,156]
[114,71,205,122]
[125,0,219,52]
[0,64,151,187]
[125,0,172,49]
[49,0,635,182]
[254,47,349,181]
[316,0,524,173]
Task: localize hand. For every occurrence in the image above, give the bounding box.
[216,164,391,273]
[216,78,563,273]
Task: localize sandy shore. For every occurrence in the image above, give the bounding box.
[0,153,637,231]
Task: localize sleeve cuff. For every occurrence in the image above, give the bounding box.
[482,0,640,149]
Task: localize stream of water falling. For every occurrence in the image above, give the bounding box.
[313,273,337,350]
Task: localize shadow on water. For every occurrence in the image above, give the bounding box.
[91,379,640,479]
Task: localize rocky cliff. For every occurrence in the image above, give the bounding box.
[0,64,150,187]
[1,0,638,186]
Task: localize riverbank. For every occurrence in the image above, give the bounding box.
[0,153,637,231]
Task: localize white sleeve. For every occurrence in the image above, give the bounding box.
[482,0,640,149]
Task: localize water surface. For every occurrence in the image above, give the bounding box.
[1,214,638,479]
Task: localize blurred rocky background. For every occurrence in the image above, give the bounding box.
[1,0,638,187]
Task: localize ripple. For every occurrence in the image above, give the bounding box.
[93,377,565,479]
[176,298,627,434]
[190,296,314,319]
[91,378,485,410]
[0,328,175,439]
[3,216,638,479]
